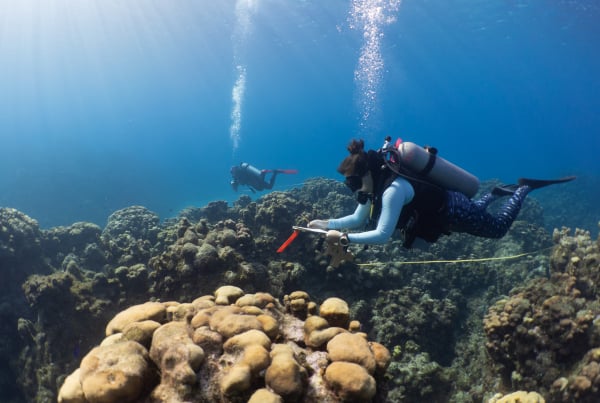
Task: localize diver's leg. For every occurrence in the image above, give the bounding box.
[472,193,497,209]
[484,186,531,237]
[446,187,530,238]
[265,172,278,189]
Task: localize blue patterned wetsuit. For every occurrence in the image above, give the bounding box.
[445,186,531,238]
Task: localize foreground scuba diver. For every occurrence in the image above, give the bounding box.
[230,162,298,193]
[309,139,575,247]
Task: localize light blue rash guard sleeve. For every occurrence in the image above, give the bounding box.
[328,177,415,244]
[327,202,372,230]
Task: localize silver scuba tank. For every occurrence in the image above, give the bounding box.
[395,141,480,198]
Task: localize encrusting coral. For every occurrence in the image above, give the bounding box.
[57,285,391,403]
[484,227,600,402]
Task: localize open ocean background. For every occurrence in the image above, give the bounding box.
[0,0,598,233]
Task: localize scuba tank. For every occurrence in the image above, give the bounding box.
[385,140,480,198]
[240,162,262,177]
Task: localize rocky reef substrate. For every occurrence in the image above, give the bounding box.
[0,178,598,402]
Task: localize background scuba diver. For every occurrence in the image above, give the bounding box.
[309,139,575,247]
[230,162,298,193]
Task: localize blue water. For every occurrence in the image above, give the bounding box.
[0,0,598,229]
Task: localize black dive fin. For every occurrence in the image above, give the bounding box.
[518,176,576,190]
[492,184,519,197]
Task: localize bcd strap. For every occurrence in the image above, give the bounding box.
[400,211,419,249]
[419,148,437,176]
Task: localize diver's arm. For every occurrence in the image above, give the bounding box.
[346,178,414,244]
[327,202,371,230]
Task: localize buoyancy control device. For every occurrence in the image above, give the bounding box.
[384,140,480,198]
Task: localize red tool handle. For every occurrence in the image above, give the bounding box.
[277,230,299,253]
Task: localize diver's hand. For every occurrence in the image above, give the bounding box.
[308,219,329,230]
[326,230,349,246]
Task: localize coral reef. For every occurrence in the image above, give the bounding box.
[0,178,597,402]
[102,206,162,267]
[484,227,600,402]
[43,222,106,272]
[57,287,390,403]
[371,287,458,365]
[0,208,53,402]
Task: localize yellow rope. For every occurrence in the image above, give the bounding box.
[355,246,553,267]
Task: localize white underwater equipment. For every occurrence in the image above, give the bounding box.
[393,141,480,198]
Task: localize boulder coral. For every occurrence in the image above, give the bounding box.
[324,361,376,402]
[58,341,155,403]
[265,343,307,401]
[149,321,205,401]
[488,390,545,403]
[105,301,166,336]
[58,286,391,402]
[327,333,377,375]
[319,297,350,329]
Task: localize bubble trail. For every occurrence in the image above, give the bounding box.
[349,0,402,137]
[229,0,257,154]
[229,65,246,152]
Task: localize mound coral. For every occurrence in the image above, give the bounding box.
[58,286,390,403]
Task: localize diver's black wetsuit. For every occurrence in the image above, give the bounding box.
[231,163,278,192]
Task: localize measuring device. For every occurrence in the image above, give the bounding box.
[277,226,353,268]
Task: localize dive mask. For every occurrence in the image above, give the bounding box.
[344,175,362,193]
[345,175,371,204]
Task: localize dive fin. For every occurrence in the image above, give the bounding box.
[518,175,576,190]
[275,169,298,174]
[492,184,519,197]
